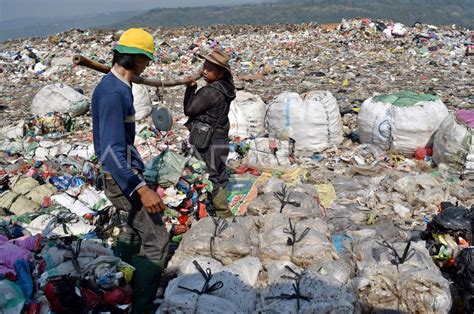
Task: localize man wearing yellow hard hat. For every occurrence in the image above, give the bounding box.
[91,28,168,313]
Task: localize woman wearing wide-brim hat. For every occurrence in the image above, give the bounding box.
[183,50,236,218]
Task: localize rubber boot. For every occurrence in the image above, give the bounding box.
[114,238,141,265]
[212,186,232,218]
[131,255,163,314]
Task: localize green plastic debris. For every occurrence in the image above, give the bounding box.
[172,235,183,242]
[0,280,25,314]
[144,149,187,187]
[373,91,439,108]
[92,198,108,211]
[138,129,155,139]
[367,209,380,225]
[431,170,442,177]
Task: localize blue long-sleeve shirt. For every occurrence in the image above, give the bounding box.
[92,69,145,197]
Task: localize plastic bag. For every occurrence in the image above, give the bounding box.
[132,84,153,120]
[229,91,266,139]
[352,239,451,313]
[14,260,33,305]
[258,213,336,267]
[246,137,292,167]
[454,247,474,312]
[266,91,343,156]
[433,110,474,179]
[144,149,187,187]
[358,91,449,156]
[428,205,473,234]
[247,184,322,220]
[159,257,261,314]
[168,217,259,268]
[31,83,89,117]
[0,280,25,314]
[25,210,95,238]
[260,260,358,313]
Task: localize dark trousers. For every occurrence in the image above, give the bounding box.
[103,176,169,262]
[194,136,230,196]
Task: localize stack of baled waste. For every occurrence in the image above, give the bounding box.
[352,235,452,313]
[265,91,343,157]
[358,91,449,156]
[160,176,348,313]
[433,109,474,180]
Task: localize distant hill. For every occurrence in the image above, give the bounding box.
[0,11,142,42]
[2,0,472,42]
[111,0,473,29]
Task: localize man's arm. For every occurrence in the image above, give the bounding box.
[98,92,146,196]
[99,92,165,213]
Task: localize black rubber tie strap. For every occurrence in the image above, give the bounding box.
[284,218,310,255]
[380,239,415,270]
[273,185,301,213]
[265,265,311,311]
[178,260,224,295]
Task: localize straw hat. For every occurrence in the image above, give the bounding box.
[199,50,232,74]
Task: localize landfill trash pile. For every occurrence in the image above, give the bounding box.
[1,19,473,124]
[0,18,473,313]
[161,179,352,313]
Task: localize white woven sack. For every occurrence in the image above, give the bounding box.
[132,84,153,120]
[433,113,474,178]
[31,83,88,117]
[265,91,343,157]
[358,96,449,156]
[228,91,266,139]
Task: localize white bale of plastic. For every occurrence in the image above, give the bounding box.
[132,84,153,120]
[167,216,259,269]
[433,110,474,179]
[229,91,266,139]
[358,91,449,156]
[265,91,343,157]
[352,239,451,313]
[31,83,88,117]
[258,212,337,268]
[259,260,358,313]
[158,256,261,314]
[246,138,291,167]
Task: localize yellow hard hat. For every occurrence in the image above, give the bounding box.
[114,28,155,61]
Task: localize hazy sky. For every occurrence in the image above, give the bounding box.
[0,0,273,21]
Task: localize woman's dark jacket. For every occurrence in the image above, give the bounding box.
[183,79,236,138]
